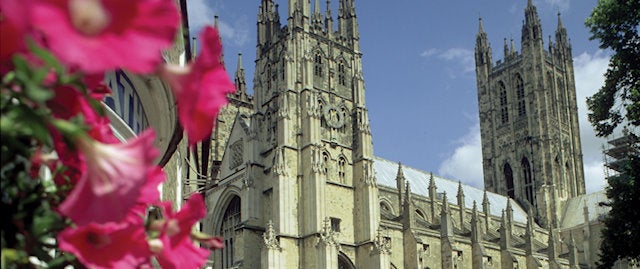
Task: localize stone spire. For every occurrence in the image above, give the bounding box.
[233,53,248,101]
[482,190,490,231]
[325,0,333,35]
[440,192,453,237]
[503,38,509,59]
[522,0,543,46]
[506,198,514,230]
[213,16,225,64]
[403,181,415,228]
[555,11,570,50]
[475,17,492,66]
[500,210,511,250]
[312,0,323,29]
[429,173,438,221]
[524,208,536,254]
[471,201,481,243]
[338,0,358,40]
[457,182,466,229]
[396,163,406,211]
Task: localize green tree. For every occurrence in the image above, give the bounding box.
[585,0,640,137]
[585,0,640,268]
[598,155,640,268]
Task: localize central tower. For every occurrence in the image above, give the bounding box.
[212,0,388,269]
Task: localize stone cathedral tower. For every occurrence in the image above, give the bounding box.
[475,0,586,228]
[204,0,386,268]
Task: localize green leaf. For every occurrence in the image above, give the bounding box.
[29,42,65,75]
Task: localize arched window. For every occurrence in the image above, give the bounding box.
[322,152,330,175]
[338,157,346,183]
[266,64,272,89]
[522,157,534,205]
[415,209,427,221]
[338,62,347,86]
[565,162,575,196]
[516,75,526,117]
[220,196,241,269]
[314,53,324,77]
[504,163,515,199]
[547,72,556,115]
[499,82,509,124]
[319,100,328,129]
[380,200,394,215]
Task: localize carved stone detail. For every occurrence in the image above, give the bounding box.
[372,227,391,254]
[317,217,340,249]
[263,220,281,251]
[273,146,289,176]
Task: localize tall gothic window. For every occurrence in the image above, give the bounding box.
[547,72,556,115]
[319,100,328,129]
[516,75,526,117]
[220,196,241,269]
[499,82,509,124]
[338,62,346,86]
[504,163,515,199]
[229,140,243,169]
[522,157,534,205]
[558,79,565,117]
[322,152,330,175]
[338,157,346,183]
[314,53,324,77]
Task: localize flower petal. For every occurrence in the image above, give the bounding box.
[58,130,160,225]
[30,0,180,73]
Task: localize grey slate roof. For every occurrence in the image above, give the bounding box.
[560,190,609,229]
[374,157,528,223]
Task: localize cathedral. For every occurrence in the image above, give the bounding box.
[200,0,628,268]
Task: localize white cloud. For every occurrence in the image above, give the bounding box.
[438,123,484,188]
[187,0,250,47]
[420,48,439,57]
[544,0,570,12]
[420,48,475,74]
[584,160,607,193]
[573,50,610,193]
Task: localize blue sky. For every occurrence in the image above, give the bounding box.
[187,0,611,193]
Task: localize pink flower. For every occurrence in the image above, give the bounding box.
[159,26,235,146]
[58,130,160,226]
[30,0,180,74]
[48,84,118,143]
[58,220,151,268]
[0,0,30,74]
[154,195,210,269]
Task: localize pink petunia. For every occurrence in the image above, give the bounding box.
[30,0,180,74]
[159,26,235,146]
[58,220,151,268]
[58,129,160,226]
[48,84,118,143]
[154,195,210,269]
[0,0,30,74]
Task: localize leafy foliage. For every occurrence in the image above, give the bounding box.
[1,54,80,268]
[598,154,640,268]
[585,1,640,267]
[585,0,640,136]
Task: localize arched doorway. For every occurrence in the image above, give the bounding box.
[338,252,355,269]
[219,196,240,269]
